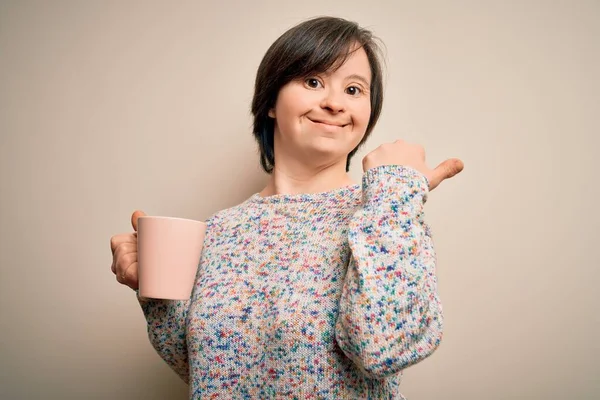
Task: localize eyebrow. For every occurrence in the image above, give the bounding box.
[345,74,371,87]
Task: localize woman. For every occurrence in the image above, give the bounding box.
[110,16,463,399]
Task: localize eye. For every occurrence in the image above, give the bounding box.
[345,86,362,96]
[304,78,322,89]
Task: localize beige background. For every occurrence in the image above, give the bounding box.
[1,0,598,399]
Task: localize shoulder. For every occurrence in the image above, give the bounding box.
[204,194,257,230]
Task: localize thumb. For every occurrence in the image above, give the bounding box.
[429,158,464,190]
[131,210,147,232]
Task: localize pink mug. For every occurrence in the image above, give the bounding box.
[137,216,206,300]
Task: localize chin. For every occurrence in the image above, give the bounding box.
[304,142,354,162]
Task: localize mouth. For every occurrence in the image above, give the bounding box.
[307,118,348,128]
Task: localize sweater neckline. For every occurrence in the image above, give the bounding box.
[248,183,362,205]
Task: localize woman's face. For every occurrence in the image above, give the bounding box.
[269,46,372,169]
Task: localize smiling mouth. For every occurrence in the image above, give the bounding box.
[308,118,348,128]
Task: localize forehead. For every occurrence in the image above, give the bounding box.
[325,47,372,82]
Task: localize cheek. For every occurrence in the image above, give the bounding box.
[355,102,371,129]
[275,90,308,126]
[274,104,295,131]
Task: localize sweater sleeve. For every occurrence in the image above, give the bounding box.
[137,294,190,384]
[334,164,443,379]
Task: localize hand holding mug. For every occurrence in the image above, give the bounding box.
[110,210,146,290]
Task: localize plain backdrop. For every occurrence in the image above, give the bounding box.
[1,1,598,399]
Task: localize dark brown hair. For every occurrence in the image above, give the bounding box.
[251,16,386,173]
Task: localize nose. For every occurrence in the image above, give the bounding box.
[320,88,346,114]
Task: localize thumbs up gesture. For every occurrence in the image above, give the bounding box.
[362,140,464,191]
[110,210,146,290]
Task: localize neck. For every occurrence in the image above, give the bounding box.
[259,159,357,197]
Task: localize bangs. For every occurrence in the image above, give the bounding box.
[278,22,368,83]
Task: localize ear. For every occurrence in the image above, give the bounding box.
[268,108,276,118]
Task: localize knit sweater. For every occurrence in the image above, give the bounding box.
[137,164,443,399]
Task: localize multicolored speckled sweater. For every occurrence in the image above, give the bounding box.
[137,165,443,399]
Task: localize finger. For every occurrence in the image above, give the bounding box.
[447,158,464,177]
[429,158,464,190]
[131,210,147,232]
[113,242,137,267]
[116,251,137,280]
[120,261,138,290]
[126,262,139,290]
[110,233,136,254]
